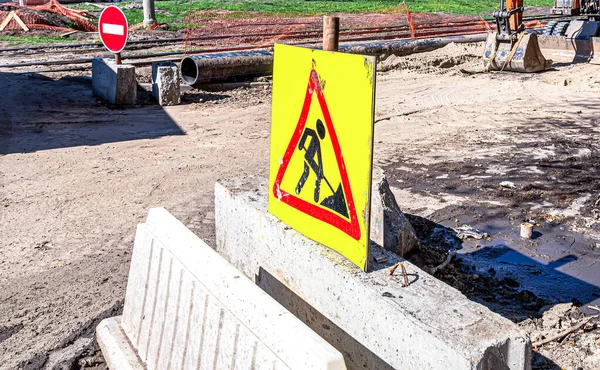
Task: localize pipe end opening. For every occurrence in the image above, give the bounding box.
[181,57,199,86]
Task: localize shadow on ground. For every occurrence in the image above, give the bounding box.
[0,71,184,155]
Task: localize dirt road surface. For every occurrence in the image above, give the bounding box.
[1,43,600,369]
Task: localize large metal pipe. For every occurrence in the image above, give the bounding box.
[339,33,487,56]
[0,33,488,71]
[180,34,488,87]
[181,50,274,86]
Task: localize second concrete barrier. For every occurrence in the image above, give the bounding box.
[215,177,531,370]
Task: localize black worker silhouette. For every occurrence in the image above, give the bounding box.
[295,119,349,218]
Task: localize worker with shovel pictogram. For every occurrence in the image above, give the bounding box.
[295,119,349,218]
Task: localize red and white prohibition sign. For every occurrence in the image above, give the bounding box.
[98,6,129,54]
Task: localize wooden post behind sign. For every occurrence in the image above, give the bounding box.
[115,52,121,65]
[323,16,339,52]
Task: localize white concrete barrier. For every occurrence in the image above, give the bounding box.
[214,177,532,370]
[97,207,346,370]
[97,316,145,370]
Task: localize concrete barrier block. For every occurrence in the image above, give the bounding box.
[104,207,346,370]
[96,316,145,370]
[152,62,180,106]
[92,58,136,105]
[214,177,532,370]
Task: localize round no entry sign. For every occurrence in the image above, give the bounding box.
[98,6,128,54]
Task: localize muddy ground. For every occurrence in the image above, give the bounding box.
[1,41,600,369]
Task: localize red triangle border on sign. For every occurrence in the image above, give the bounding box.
[272,69,361,241]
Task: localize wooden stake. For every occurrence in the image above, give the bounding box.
[0,12,14,32]
[12,12,29,32]
[85,2,107,9]
[323,16,339,52]
[60,30,78,38]
[115,52,121,65]
[0,12,29,32]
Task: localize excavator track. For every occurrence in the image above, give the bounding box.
[543,20,559,34]
[551,20,571,36]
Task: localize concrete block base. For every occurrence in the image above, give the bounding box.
[215,177,532,370]
[152,62,180,106]
[92,58,136,105]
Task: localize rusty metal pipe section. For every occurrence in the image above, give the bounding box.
[180,50,274,86]
[180,34,488,87]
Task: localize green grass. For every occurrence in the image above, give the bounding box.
[150,0,551,16]
[66,3,98,12]
[0,35,73,45]
[141,0,552,29]
[70,0,553,31]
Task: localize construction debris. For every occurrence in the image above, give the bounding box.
[532,316,597,348]
[520,303,600,369]
[520,222,534,239]
[0,0,96,32]
[500,180,517,189]
[430,250,457,275]
[454,225,488,240]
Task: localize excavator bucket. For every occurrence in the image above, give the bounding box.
[482,32,553,72]
[536,34,595,64]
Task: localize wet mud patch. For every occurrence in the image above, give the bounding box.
[383,122,600,321]
[404,213,554,321]
[401,210,600,370]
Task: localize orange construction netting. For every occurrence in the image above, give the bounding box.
[0,0,96,32]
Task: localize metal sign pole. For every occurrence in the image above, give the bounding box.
[115,52,121,65]
[143,0,156,27]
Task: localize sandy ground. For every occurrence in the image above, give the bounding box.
[1,42,600,369]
